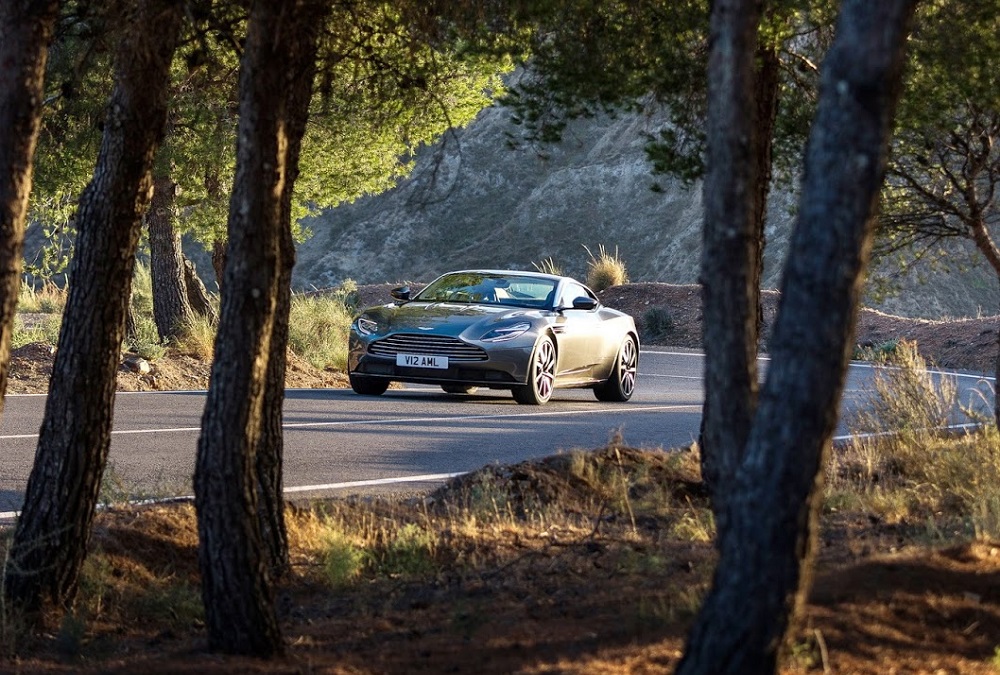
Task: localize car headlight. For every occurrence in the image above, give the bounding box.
[355,317,378,336]
[481,322,531,342]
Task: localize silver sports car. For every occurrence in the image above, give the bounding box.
[347,270,639,405]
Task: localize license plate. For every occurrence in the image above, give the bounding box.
[397,353,448,369]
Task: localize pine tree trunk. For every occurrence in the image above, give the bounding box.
[5,0,184,611]
[0,0,59,412]
[211,238,227,291]
[255,19,320,575]
[256,235,292,577]
[183,257,218,323]
[194,0,327,655]
[148,173,194,340]
[678,2,916,672]
[698,0,762,509]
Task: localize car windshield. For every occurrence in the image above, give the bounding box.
[414,272,558,309]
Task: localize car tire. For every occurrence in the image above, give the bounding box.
[594,334,638,402]
[513,335,556,405]
[349,374,389,396]
[442,385,479,395]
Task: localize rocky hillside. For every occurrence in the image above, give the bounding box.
[291,99,998,321]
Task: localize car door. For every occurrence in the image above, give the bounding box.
[551,281,605,380]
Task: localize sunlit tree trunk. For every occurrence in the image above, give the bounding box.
[0,0,59,412]
[5,0,184,611]
[194,0,328,655]
[678,2,917,672]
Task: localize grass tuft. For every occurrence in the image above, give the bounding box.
[531,257,563,276]
[584,244,629,291]
[288,292,354,372]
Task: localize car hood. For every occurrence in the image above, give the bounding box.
[362,302,544,338]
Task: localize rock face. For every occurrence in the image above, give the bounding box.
[294,104,794,293]
[293,101,998,320]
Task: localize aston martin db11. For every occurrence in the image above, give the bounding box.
[347,270,638,405]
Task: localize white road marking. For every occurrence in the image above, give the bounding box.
[0,404,703,441]
[0,472,471,521]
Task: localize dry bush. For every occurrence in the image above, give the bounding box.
[17,281,66,314]
[584,244,629,291]
[532,256,563,276]
[847,339,960,441]
[832,340,1000,536]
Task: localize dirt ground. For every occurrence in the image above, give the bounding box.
[3,283,999,673]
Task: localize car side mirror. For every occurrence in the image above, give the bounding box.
[572,296,598,311]
[390,286,411,302]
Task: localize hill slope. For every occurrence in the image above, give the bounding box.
[293,102,999,320]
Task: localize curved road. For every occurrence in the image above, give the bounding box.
[0,350,991,517]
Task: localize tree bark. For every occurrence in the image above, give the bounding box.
[211,238,227,291]
[255,6,323,575]
[183,256,218,323]
[0,0,59,412]
[148,173,195,340]
[5,0,184,611]
[678,2,917,672]
[698,0,762,513]
[194,0,327,655]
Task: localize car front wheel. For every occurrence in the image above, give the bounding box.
[594,335,637,402]
[349,374,390,396]
[513,336,556,405]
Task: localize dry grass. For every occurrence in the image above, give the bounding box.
[584,244,629,291]
[5,427,1000,672]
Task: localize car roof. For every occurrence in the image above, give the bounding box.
[444,269,573,283]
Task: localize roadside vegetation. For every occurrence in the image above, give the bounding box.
[13,265,359,375]
[2,342,998,671]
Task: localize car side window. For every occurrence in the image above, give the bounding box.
[557,282,592,309]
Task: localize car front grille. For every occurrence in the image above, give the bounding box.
[368,334,489,362]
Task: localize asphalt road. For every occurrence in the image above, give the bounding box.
[0,350,992,518]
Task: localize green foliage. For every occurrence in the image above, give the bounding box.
[374,523,436,577]
[875,0,1000,277]
[175,313,216,360]
[127,314,168,362]
[123,262,167,360]
[503,0,834,183]
[584,244,628,291]
[23,218,75,287]
[12,315,62,349]
[852,338,899,362]
[30,2,512,267]
[320,530,366,587]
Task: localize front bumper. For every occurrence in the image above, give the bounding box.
[348,334,533,387]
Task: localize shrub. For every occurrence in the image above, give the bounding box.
[374,523,436,576]
[12,313,61,348]
[848,339,957,438]
[584,244,629,291]
[320,530,366,587]
[832,340,1000,535]
[642,306,674,343]
[175,313,216,360]
[853,337,899,362]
